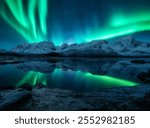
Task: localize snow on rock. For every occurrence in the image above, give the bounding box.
[12,36,150,57]
[12,41,55,54]
[56,43,69,50]
[111,36,150,56]
[59,40,118,57]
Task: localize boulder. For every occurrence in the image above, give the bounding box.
[0,88,31,110]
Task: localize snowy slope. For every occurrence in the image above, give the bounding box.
[111,36,150,56]
[59,40,118,57]
[12,36,150,57]
[12,41,55,54]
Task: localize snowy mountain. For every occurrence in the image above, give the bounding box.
[12,41,55,54]
[12,36,150,57]
[110,36,150,56]
[58,40,118,57]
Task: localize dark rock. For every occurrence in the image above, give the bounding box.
[0,84,150,111]
[0,88,31,110]
[144,92,150,105]
[20,84,150,111]
[136,92,150,110]
[131,60,146,64]
[0,85,15,90]
[137,71,150,83]
[45,52,61,57]
[19,84,32,91]
[36,84,46,89]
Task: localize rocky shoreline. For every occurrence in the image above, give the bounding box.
[0,84,150,111]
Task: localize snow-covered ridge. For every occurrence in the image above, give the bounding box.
[12,41,55,54]
[11,36,150,57]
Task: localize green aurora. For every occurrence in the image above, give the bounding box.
[0,0,150,45]
[85,12,150,42]
[17,69,137,88]
[16,71,47,87]
[0,0,47,43]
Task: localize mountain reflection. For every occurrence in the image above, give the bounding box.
[1,58,149,91]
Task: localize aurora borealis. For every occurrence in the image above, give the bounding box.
[16,69,137,90]
[0,0,47,43]
[0,0,150,48]
[0,63,138,90]
[16,71,47,87]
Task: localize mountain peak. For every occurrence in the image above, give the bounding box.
[12,41,56,54]
[10,36,150,57]
[118,35,134,42]
[113,35,142,48]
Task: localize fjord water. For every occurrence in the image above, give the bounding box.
[0,58,149,92]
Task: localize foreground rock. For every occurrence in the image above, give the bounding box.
[137,70,150,83]
[0,88,31,110]
[1,84,150,111]
[22,84,150,111]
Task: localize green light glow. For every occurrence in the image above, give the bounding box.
[85,15,150,42]
[0,0,48,43]
[85,73,137,87]
[5,0,28,28]
[51,69,64,87]
[74,70,137,88]
[38,0,47,35]
[0,1,33,42]
[16,69,137,89]
[28,0,37,39]
[0,1,150,44]
[73,71,138,89]
[110,12,150,27]
[49,11,150,45]
[16,71,47,87]
[86,29,135,42]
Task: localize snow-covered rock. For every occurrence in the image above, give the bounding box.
[59,40,118,57]
[12,36,150,57]
[12,41,55,54]
[111,36,150,56]
[56,43,69,50]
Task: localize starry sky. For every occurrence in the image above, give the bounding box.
[0,0,150,49]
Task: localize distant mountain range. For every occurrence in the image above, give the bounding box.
[1,36,150,57]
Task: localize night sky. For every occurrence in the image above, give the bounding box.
[0,0,150,49]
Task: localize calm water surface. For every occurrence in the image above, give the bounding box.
[0,58,149,92]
